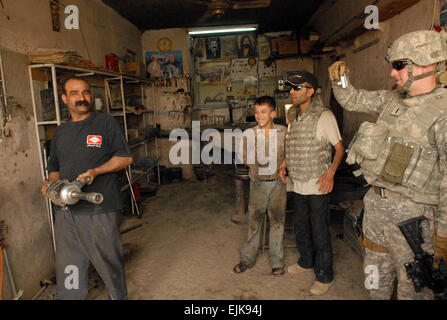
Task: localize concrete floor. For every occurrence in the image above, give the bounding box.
[39,165,370,300]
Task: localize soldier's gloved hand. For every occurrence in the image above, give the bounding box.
[328,61,349,82]
[433,235,447,270]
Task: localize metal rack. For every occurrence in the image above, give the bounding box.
[104,75,161,216]
[28,64,160,251]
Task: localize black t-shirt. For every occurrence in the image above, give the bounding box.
[47,112,131,213]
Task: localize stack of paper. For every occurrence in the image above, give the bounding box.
[30,49,82,65]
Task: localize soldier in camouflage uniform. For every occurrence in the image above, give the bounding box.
[279,71,345,295]
[329,30,447,299]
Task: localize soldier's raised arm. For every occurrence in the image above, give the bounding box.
[328,61,392,115]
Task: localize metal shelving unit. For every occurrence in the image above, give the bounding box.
[104,75,161,216]
[28,64,160,250]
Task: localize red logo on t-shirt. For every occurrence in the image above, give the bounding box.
[87,135,102,147]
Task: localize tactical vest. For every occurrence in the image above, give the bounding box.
[346,87,447,205]
[286,100,332,182]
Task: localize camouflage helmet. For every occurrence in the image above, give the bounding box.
[385,30,447,65]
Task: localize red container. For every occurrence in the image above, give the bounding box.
[133,183,141,199]
[105,54,118,72]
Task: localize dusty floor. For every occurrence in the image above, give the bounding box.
[40,165,370,300]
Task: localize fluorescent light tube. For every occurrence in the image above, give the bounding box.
[188,26,257,35]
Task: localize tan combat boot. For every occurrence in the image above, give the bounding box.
[310,280,334,295]
[287,263,313,275]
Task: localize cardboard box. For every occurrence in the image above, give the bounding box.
[278,40,299,55]
[125,62,145,78]
[271,38,282,55]
[275,39,319,55]
[299,40,319,54]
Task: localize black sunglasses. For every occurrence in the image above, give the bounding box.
[284,83,312,91]
[392,60,410,71]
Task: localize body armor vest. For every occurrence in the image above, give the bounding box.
[347,87,447,205]
[286,100,332,182]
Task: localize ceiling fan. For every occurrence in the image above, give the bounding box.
[188,0,271,23]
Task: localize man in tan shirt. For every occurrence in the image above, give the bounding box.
[280,71,345,295]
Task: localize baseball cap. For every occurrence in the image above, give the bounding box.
[286,70,319,89]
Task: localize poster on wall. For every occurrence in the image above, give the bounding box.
[200,84,227,106]
[206,38,222,59]
[192,38,206,61]
[231,58,257,81]
[257,35,271,60]
[237,34,257,58]
[198,60,231,85]
[220,35,238,59]
[145,50,183,78]
[258,78,278,97]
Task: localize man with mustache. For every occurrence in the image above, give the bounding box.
[329,30,447,299]
[41,77,133,299]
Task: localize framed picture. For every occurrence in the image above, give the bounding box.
[220,35,238,59]
[257,35,271,60]
[145,50,183,78]
[237,34,257,58]
[192,38,206,60]
[205,38,222,60]
[198,60,231,85]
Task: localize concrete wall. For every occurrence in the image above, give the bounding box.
[312,0,435,144]
[0,0,142,65]
[141,28,193,176]
[0,47,54,300]
[0,0,142,299]
[141,28,193,130]
[142,28,192,76]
